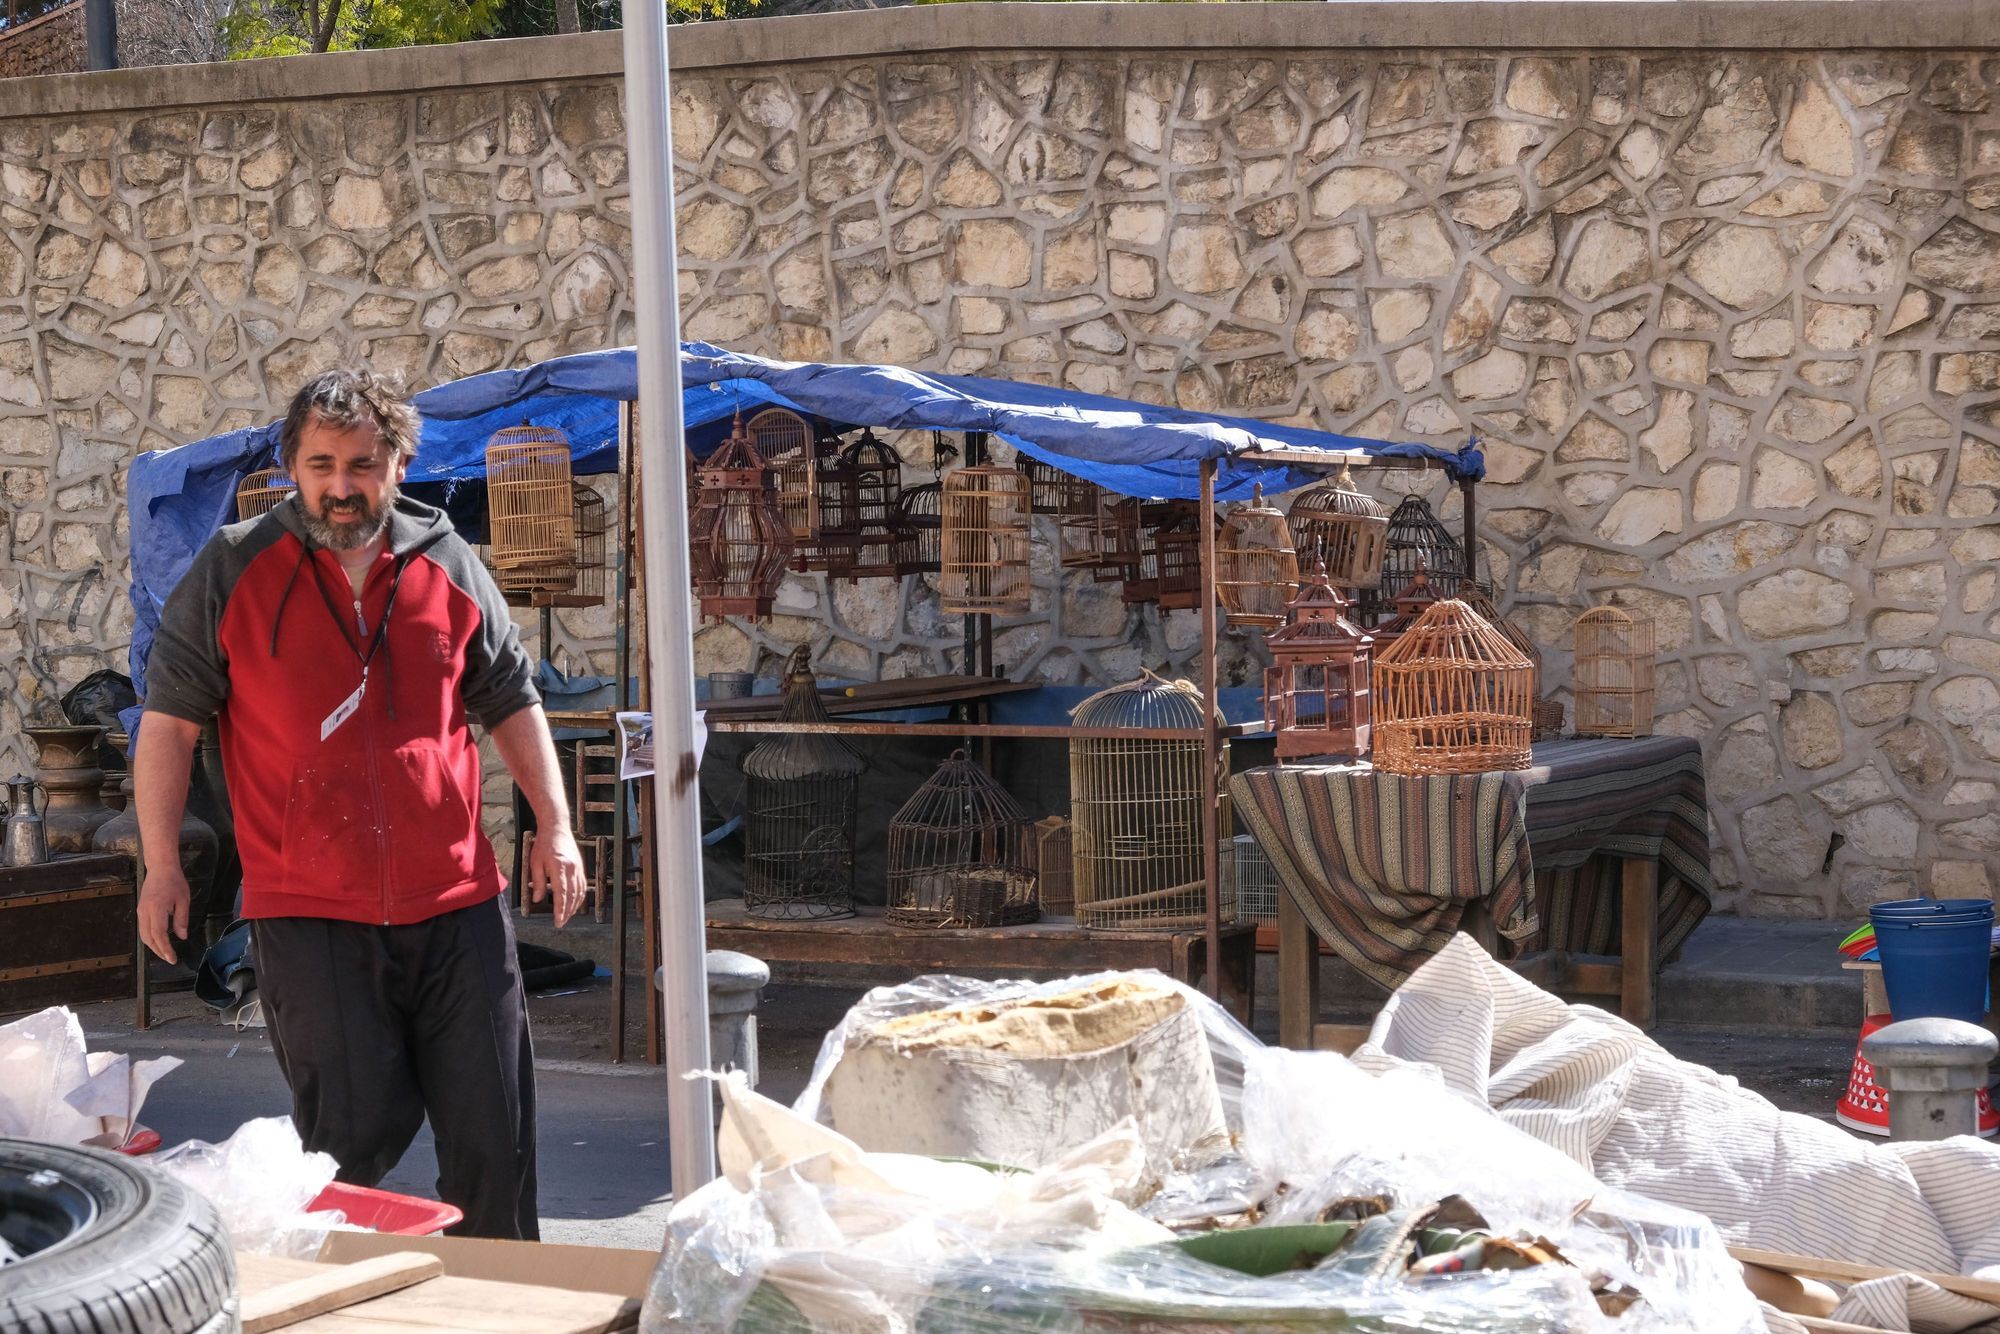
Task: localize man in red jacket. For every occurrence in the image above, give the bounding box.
[134,367,586,1240]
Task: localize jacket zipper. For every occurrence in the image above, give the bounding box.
[354,559,392,925]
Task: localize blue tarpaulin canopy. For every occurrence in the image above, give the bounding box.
[125,342,1482,709]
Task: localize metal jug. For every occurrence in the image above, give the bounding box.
[3,777,48,867]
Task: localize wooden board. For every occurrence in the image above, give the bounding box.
[235,1253,639,1333]
[1729,1246,2000,1308]
[243,1253,442,1332]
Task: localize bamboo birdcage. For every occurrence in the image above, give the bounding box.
[1573,606,1657,738]
[741,646,867,920]
[747,407,818,540]
[1069,672,1232,930]
[840,429,905,580]
[1288,465,1388,590]
[1261,563,1374,761]
[1091,497,1146,586]
[1217,483,1301,629]
[939,465,1032,614]
[1233,832,1280,925]
[1030,815,1074,917]
[1365,493,1465,623]
[688,414,796,620]
[1019,453,1096,517]
[893,480,942,575]
[886,749,1038,928]
[486,427,578,594]
[1373,599,1534,776]
[236,468,294,521]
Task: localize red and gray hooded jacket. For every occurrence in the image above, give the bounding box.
[143,495,538,925]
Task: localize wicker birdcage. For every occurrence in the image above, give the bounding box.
[886,749,1038,928]
[939,465,1032,614]
[486,426,578,594]
[1573,606,1657,738]
[688,414,796,620]
[893,480,942,575]
[1233,832,1280,925]
[839,429,905,580]
[1261,563,1374,761]
[236,468,294,521]
[1533,697,1566,741]
[1217,483,1301,629]
[1373,599,1534,776]
[1030,816,1074,917]
[1288,465,1388,589]
[1069,672,1231,930]
[1019,454,1096,517]
[1369,562,1442,653]
[1365,493,1465,623]
[747,408,818,540]
[741,646,867,920]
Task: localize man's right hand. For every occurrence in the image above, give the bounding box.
[139,865,191,964]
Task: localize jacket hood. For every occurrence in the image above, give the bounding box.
[271,491,456,557]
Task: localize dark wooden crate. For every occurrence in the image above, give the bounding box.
[0,853,135,1017]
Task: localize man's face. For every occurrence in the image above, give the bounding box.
[291,416,406,551]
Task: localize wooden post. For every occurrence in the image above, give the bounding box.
[1459,473,1478,585]
[1198,459,1221,1001]
[609,401,634,1063]
[1620,855,1658,1029]
[1276,875,1319,1049]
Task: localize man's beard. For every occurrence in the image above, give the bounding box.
[300,483,396,551]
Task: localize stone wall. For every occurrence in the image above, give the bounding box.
[5,8,2000,915]
[0,1,82,81]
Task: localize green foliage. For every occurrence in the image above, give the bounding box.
[668,0,759,23]
[221,0,509,57]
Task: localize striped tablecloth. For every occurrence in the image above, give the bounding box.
[1229,737,1714,990]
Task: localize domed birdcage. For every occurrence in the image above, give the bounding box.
[741,646,867,920]
[1216,483,1301,629]
[1363,493,1465,623]
[886,750,1038,928]
[486,425,577,597]
[841,429,906,580]
[1461,581,1541,687]
[1573,605,1657,738]
[1288,464,1387,590]
[747,408,818,541]
[1373,599,1533,776]
[939,465,1033,614]
[689,414,795,620]
[236,467,294,521]
[1069,672,1232,930]
[1261,564,1374,762]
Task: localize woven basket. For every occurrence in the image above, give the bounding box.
[1373,598,1534,776]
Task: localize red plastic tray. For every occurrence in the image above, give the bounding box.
[309,1181,463,1236]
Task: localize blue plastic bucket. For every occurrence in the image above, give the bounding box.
[1871,898,1994,1024]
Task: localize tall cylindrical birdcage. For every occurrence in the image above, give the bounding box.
[1364,493,1465,623]
[689,414,796,620]
[741,646,867,920]
[1373,599,1534,776]
[236,467,294,521]
[1288,465,1387,590]
[939,465,1032,614]
[1573,606,1657,738]
[840,429,905,580]
[1217,483,1300,629]
[1069,672,1231,930]
[486,426,577,595]
[886,749,1038,928]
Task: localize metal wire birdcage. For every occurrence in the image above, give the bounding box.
[1030,815,1074,917]
[893,480,942,576]
[1364,493,1466,623]
[1288,464,1387,590]
[741,646,867,920]
[560,482,608,607]
[1573,606,1657,738]
[1373,599,1534,776]
[939,465,1032,614]
[236,467,294,521]
[1019,453,1096,517]
[1233,832,1280,925]
[886,749,1038,928]
[1217,483,1300,629]
[486,426,577,594]
[840,429,905,580]
[747,407,818,541]
[689,414,796,620]
[1261,564,1374,762]
[1069,672,1232,930]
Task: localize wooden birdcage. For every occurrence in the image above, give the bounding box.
[1217,483,1301,629]
[486,426,577,594]
[893,481,942,576]
[840,429,905,580]
[741,646,867,920]
[688,414,795,620]
[236,468,294,521]
[1155,508,1209,612]
[886,749,1038,928]
[1069,672,1230,930]
[1090,497,1146,586]
[1373,599,1534,776]
[546,481,609,608]
[1368,562,1441,653]
[1120,502,1190,606]
[1365,493,1465,623]
[1288,464,1387,589]
[939,465,1032,614]
[1018,453,1096,517]
[793,432,863,578]
[1233,832,1280,925]
[1573,606,1657,738]
[747,408,818,540]
[1261,563,1374,761]
[1030,816,1074,917]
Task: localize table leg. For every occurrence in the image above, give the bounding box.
[133,845,149,1031]
[1278,884,1320,1050]
[1620,856,1658,1030]
[1219,930,1255,1026]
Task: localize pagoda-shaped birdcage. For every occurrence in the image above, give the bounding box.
[236,468,294,521]
[1364,493,1465,623]
[486,425,578,597]
[893,480,942,575]
[1373,599,1533,776]
[939,465,1032,614]
[689,414,795,620]
[1217,483,1301,629]
[840,429,906,580]
[1369,562,1442,653]
[1261,563,1374,761]
[886,749,1038,928]
[741,646,867,920]
[1069,672,1230,930]
[1018,453,1096,518]
[1288,465,1388,590]
[1573,606,1657,738]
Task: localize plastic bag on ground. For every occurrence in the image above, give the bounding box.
[151,1115,343,1259]
[0,1006,180,1148]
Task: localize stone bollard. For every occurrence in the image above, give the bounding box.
[659,951,772,1089]
[1861,1017,1999,1141]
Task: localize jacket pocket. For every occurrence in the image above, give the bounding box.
[380,740,481,898]
[278,752,385,901]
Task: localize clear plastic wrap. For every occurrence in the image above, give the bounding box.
[0,1006,181,1148]
[151,1115,344,1259]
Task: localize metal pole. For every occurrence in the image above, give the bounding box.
[622,2,717,1197]
[609,402,633,1064]
[84,0,116,69]
[1198,459,1221,1000]
[1459,474,1477,587]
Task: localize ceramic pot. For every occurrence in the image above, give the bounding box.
[24,724,115,855]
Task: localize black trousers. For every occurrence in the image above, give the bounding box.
[252,896,539,1240]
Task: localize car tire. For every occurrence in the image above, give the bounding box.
[0,1137,238,1334]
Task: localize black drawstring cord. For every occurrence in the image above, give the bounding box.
[269,541,311,657]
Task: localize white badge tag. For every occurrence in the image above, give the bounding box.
[320,678,366,741]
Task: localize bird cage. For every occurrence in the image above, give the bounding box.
[747,408,818,540]
[886,749,1038,928]
[1087,497,1145,586]
[839,429,905,580]
[939,465,1032,614]
[1365,493,1465,623]
[741,646,867,920]
[235,468,294,521]
[1373,599,1534,776]
[1368,562,1442,654]
[1462,581,1541,679]
[1069,672,1229,930]
[1288,464,1388,590]
[1217,484,1301,629]
[1120,502,1191,606]
[486,426,578,595]
[1261,563,1374,761]
[550,481,609,608]
[1018,454,1096,517]
[688,414,796,620]
[1030,815,1074,917]
[1534,697,1566,741]
[893,480,942,576]
[1573,606,1657,738]
[1154,508,1210,612]
[1233,832,1280,924]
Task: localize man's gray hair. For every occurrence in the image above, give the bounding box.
[279,367,421,469]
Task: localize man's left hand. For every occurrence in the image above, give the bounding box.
[529,826,589,928]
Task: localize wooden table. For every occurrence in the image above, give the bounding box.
[703,899,1258,1024]
[0,852,136,1021]
[235,1251,637,1332]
